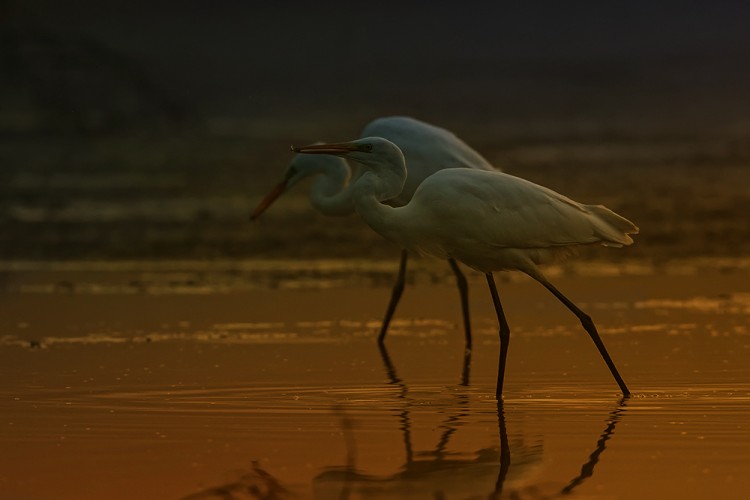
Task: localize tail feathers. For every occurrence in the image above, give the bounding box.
[585,204,639,247]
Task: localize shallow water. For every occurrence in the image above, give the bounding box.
[1,262,750,499]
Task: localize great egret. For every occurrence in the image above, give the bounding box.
[292,137,637,398]
[251,116,497,349]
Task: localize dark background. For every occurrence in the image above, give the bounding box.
[2,1,750,260]
[6,1,750,133]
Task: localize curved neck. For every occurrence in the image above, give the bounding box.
[351,163,408,244]
[353,191,400,242]
[308,158,354,216]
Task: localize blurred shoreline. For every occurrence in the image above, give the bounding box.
[2,132,749,262]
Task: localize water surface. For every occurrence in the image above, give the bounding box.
[1,262,749,499]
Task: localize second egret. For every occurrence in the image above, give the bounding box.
[252,116,498,349]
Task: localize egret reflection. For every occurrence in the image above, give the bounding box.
[180,349,629,499]
[312,346,629,499]
[181,461,291,500]
[312,345,541,499]
[560,396,629,495]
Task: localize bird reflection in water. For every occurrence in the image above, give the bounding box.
[182,350,628,499]
[314,345,629,499]
[560,396,629,496]
[181,460,291,500]
[313,345,542,499]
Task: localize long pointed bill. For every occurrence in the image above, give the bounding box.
[250,181,287,221]
[291,142,359,155]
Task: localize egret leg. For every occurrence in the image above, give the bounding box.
[448,258,472,350]
[538,279,631,396]
[460,348,472,387]
[378,250,408,345]
[486,273,510,399]
[377,342,401,385]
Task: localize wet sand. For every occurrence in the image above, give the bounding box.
[1,262,749,499]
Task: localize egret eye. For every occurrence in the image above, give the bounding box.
[361,144,374,153]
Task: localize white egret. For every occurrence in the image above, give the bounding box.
[292,137,637,398]
[251,116,497,348]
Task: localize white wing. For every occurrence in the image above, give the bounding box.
[395,169,637,267]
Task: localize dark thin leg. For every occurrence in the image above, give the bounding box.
[486,273,510,400]
[460,348,472,387]
[378,342,401,386]
[448,258,472,350]
[378,250,408,345]
[538,279,631,396]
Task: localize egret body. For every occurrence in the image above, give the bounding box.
[293,137,637,398]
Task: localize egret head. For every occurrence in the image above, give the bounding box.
[292,137,406,183]
[292,137,402,165]
[251,148,350,220]
[284,152,342,189]
[293,137,406,202]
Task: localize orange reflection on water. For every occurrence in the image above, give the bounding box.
[1,267,750,498]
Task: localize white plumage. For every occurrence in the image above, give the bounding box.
[392,169,637,275]
[361,116,495,205]
[255,115,496,216]
[252,116,499,348]
[293,137,637,398]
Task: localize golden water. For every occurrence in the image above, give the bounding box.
[1,263,749,499]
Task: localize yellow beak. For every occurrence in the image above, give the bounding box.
[250,180,288,221]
